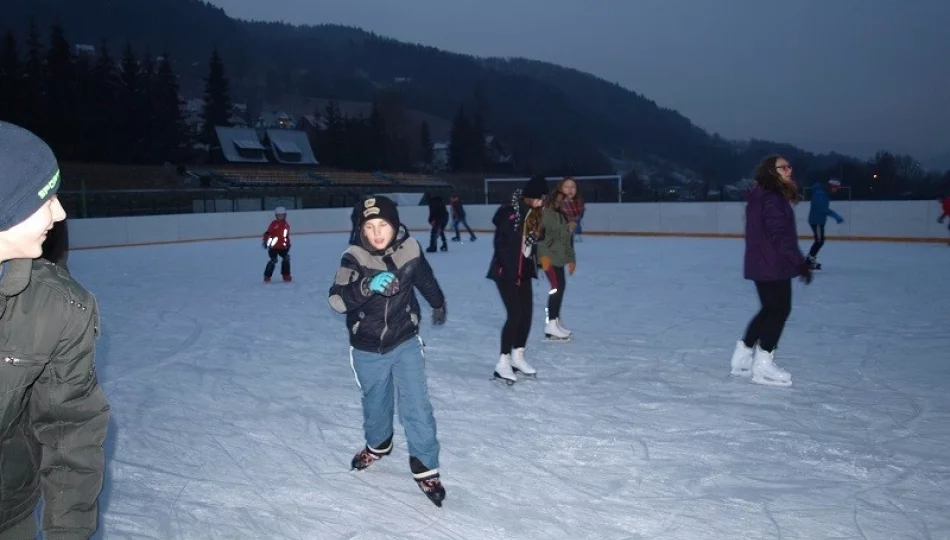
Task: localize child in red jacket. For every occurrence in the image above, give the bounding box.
[262,206,291,282]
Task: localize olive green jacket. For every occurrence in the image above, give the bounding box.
[537,207,576,267]
[0,259,110,540]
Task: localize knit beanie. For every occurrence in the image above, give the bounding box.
[0,122,61,231]
[358,196,401,231]
[522,174,548,200]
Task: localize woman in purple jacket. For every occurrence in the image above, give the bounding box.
[729,155,812,387]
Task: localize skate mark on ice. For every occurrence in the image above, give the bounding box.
[102,309,204,393]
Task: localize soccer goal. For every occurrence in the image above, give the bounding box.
[483,175,622,205]
[802,180,852,202]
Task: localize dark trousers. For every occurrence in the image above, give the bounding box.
[429,219,448,250]
[742,279,792,353]
[544,266,566,320]
[452,217,474,239]
[495,279,533,354]
[265,247,291,278]
[808,224,825,258]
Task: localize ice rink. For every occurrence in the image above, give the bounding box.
[67,232,949,539]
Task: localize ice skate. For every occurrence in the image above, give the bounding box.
[282,274,292,282]
[750,346,792,387]
[544,319,571,342]
[510,347,537,378]
[416,476,445,507]
[806,255,821,271]
[351,439,393,471]
[410,457,446,507]
[493,354,517,385]
[729,340,753,377]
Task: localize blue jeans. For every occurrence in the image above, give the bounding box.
[350,337,440,470]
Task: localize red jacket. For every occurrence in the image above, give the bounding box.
[263,219,291,250]
[941,196,950,217]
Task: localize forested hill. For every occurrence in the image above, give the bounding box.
[4,0,847,182]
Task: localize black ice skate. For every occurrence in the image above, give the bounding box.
[416,476,446,507]
[351,437,393,471]
[410,457,445,507]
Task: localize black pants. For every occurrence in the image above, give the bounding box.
[808,224,825,258]
[544,266,566,320]
[265,247,291,278]
[742,279,792,353]
[429,219,448,250]
[452,218,474,239]
[496,279,533,354]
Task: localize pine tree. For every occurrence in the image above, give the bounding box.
[119,40,147,162]
[449,105,470,172]
[89,40,122,162]
[153,51,186,163]
[368,98,386,170]
[45,22,76,159]
[419,120,433,165]
[200,47,232,145]
[323,100,345,167]
[0,31,21,125]
[22,20,45,138]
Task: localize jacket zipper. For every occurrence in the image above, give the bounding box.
[379,298,389,352]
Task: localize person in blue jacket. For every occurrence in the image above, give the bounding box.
[806,180,844,270]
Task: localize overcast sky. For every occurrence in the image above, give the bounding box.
[207,0,948,162]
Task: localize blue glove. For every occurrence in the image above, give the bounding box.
[835,217,844,224]
[368,272,399,296]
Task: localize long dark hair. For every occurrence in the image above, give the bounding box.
[753,155,800,203]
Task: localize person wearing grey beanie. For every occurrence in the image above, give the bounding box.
[0,122,110,540]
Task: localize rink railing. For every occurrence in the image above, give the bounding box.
[67,200,949,250]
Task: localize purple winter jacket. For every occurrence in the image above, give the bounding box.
[744,185,805,281]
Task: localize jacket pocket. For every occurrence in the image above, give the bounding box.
[0,352,48,432]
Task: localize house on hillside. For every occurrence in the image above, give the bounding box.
[485,135,512,165]
[429,135,512,171]
[432,142,450,170]
[214,127,270,164]
[263,129,319,165]
[255,110,297,130]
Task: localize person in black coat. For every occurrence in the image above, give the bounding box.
[486,174,548,384]
[426,196,449,253]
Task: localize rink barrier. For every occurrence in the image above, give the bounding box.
[67,200,949,250]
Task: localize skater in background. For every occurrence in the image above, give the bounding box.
[0,122,110,540]
[41,217,69,271]
[487,173,548,384]
[538,186,576,341]
[262,206,291,282]
[729,155,812,388]
[937,194,950,244]
[427,195,449,253]
[328,196,447,507]
[559,177,586,243]
[449,194,476,242]
[806,179,844,270]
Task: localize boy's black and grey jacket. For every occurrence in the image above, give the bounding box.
[328,226,445,354]
[0,259,110,540]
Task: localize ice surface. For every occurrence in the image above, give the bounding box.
[64,233,949,539]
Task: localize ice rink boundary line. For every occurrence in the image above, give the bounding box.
[69,228,949,251]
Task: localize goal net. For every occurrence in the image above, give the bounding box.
[802,180,852,201]
[483,175,622,205]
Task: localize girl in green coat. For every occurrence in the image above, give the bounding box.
[538,189,576,341]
